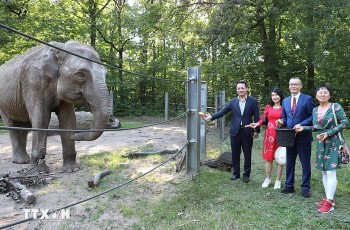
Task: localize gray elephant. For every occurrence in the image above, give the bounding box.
[0,41,111,172]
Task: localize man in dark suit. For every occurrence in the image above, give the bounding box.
[277,77,315,198]
[202,80,260,183]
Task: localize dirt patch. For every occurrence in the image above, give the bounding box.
[0,121,187,229]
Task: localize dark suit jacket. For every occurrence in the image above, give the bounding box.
[281,93,315,144]
[211,96,260,136]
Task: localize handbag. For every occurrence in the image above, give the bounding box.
[332,103,350,164]
[340,142,350,164]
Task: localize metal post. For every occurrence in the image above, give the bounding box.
[186,67,201,174]
[220,90,225,140]
[200,82,207,156]
[165,92,169,121]
[214,94,218,127]
[109,90,114,115]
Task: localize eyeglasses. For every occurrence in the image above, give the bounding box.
[289,83,301,86]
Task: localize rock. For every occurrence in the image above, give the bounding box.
[202,152,232,171]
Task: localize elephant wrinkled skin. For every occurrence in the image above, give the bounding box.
[0,41,111,172]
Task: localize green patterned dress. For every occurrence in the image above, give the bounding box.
[302,103,349,171]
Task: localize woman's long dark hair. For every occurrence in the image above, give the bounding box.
[269,87,284,106]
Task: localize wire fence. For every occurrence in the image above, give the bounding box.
[0,111,187,133]
[0,22,192,229]
[0,22,188,118]
[0,142,188,230]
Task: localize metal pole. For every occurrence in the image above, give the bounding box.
[220,90,225,140]
[200,82,207,156]
[214,93,218,127]
[165,92,169,121]
[186,67,201,174]
[109,90,114,116]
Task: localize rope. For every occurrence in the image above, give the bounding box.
[0,22,186,83]
[0,111,187,133]
[0,143,188,229]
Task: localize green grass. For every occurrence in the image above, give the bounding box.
[129,127,350,229]
[0,120,6,134]
[79,149,130,191]
[120,121,144,129]
[56,123,350,229]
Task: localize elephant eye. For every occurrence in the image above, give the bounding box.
[74,72,86,83]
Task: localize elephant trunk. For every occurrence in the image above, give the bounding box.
[71,84,111,141]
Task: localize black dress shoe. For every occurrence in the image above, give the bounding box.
[301,190,311,198]
[281,187,295,194]
[243,176,250,183]
[230,175,240,181]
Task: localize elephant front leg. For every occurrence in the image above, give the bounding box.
[61,136,81,172]
[30,136,50,173]
[57,103,82,172]
[30,111,50,173]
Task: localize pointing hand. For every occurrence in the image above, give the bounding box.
[199,112,212,121]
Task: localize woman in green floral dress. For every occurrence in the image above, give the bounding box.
[295,84,349,213]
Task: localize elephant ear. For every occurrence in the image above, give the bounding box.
[54,43,69,66]
[32,43,63,80]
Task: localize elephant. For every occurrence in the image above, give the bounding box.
[0,41,111,172]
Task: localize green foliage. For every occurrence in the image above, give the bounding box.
[0,0,350,116]
[0,120,6,134]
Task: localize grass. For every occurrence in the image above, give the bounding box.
[129,127,350,230]
[0,120,6,134]
[39,121,350,229]
[120,121,144,129]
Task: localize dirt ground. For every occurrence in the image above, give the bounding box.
[0,120,188,229]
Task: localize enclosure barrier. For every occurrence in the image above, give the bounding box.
[0,22,209,228]
[186,67,201,174]
[200,82,207,156]
[219,90,226,140]
[0,144,187,229]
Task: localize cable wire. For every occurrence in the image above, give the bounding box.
[0,111,187,133]
[0,22,186,83]
[0,142,188,229]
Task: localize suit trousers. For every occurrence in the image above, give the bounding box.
[285,142,312,192]
[230,128,253,177]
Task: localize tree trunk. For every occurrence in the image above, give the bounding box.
[305,5,315,91]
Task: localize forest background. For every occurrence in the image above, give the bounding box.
[1,0,350,117]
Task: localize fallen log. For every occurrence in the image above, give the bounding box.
[5,179,37,204]
[49,112,121,135]
[88,170,112,188]
[122,149,178,158]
